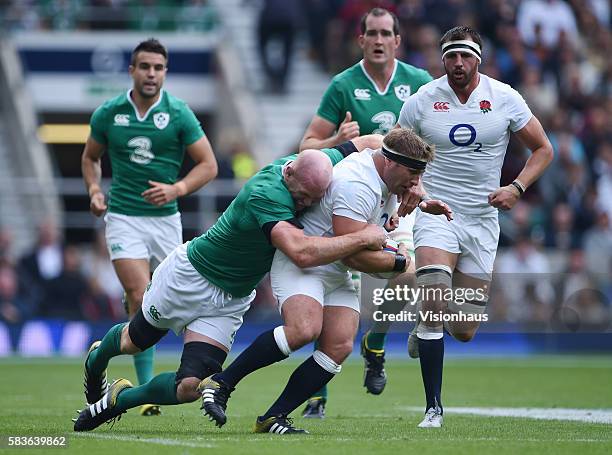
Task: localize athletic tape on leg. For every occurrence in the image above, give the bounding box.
[313,350,341,374]
[415,264,453,287]
[273,326,292,356]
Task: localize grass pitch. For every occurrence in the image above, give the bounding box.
[0,355,611,454]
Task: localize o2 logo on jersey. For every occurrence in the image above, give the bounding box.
[371,111,396,135]
[449,124,482,152]
[128,136,154,165]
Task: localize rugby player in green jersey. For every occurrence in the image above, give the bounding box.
[299,7,433,415]
[81,39,218,416]
[73,136,388,432]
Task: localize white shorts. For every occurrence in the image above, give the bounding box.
[141,243,255,350]
[388,211,416,260]
[104,212,182,270]
[271,250,360,313]
[414,210,499,278]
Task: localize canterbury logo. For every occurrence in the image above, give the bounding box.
[433,102,449,112]
[354,88,371,100]
[148,305,161,322]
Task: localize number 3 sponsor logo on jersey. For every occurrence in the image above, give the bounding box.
[128,136,154,165]
[371,111,396,135]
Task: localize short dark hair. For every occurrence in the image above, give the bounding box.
[131,38,168,66]
[439,26,482,50]
[360,8,400,36]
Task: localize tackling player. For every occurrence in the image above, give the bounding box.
[73,136,388,432]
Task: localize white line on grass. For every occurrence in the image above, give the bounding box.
[74,432,216,448]
[404,407,612,424]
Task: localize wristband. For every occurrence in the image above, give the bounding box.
[510,181,524,196]
[393,254,407,272]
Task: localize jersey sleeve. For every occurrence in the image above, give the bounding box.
[331,179,378,223]
[180,105,206,146]
[316,80,344,127]
[320,147,346,166]
[505,87,533,132]
[89,104,108,145]
[248,191,295,228]
[398,95,421,134]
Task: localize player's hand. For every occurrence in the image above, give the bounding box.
[142,180,180,206]
[335,111,360,143]
[419,200,453,221]
[397,183,425,217]
[89,191,107,217]
[384,212,400,232]
[360,224,387,251]
[488,185,520,210]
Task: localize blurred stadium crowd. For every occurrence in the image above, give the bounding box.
[0,0,610,330]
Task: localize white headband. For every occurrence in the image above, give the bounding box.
[441,39,482,63]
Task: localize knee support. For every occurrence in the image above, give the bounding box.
[416,265,453,288]
[175,341,227,383]
[128,308,169,351]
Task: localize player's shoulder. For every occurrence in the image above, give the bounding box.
[162,90,194,113]
[329,62,363,86]
[479,74,524,105]
[396,60,432,82]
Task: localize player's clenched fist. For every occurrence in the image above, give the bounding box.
[335,111,360,143]
[89,191,107,217]
[488,185,520,210]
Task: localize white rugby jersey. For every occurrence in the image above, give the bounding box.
[301,149,396,273]
[398,74,532,216]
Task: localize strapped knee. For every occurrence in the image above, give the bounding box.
[176,342,227,383]
[416,265,453,288]
[128,308,168,351]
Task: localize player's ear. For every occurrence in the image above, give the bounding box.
[395,34,401,48]
[358,34,365,49]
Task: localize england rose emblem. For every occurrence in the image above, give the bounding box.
[479,100,492,114]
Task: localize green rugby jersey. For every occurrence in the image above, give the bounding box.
[187,147,346,297]
[90,89,205,216]
[317,59,432,135]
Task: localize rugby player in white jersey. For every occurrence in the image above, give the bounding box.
[397,25,553,428]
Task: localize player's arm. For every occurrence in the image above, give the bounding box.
[299,113,360,151]
[334,215,409,274]
[81,136,107,217]
[142,136,218,206]
[269,221,386,268]
[488,116,554,210]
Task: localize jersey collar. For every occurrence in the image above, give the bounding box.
[127,88,164,122]
[443,73,482,106]
[359,59,398,96]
